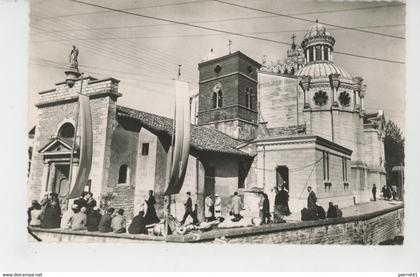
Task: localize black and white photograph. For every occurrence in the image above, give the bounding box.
[2,0,420,274]
[25,0,406,245]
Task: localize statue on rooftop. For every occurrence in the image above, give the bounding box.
[69,45,79,72]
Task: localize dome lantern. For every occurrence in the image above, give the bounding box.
[301,19,335,63]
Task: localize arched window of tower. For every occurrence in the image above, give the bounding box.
[250,89,255,110]
[118,164,130,185]
[212,91,218,109]
[217,89,223,108]
[245,87,250,109]
[57,122,75,138]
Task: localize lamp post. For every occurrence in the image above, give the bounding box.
[328,73,340,142]
[299,75,311,109]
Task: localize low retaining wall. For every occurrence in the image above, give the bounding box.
[28,228,164,243]
[167,203,404,244]
[29,204,403,244]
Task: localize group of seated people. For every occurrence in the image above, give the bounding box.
[27,192,148,235]
[301,202,343,221]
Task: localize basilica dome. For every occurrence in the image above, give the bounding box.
[296,62,353,81]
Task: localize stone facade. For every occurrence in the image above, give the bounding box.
[197,51,260,141]
[28,77,121,205]
[246,136,352,212]
[28,22,388,224]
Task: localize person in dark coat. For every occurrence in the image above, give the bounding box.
[86,207,102,231]
[144,190,160,225]
[327,202,338,218]
[307,186,317,212]
[98,207,114,233]
[128,211,148,235]
[278,186,291,216]
[40,199,61,229]
[74,192,89,209]
[273,187,282,223]
[372,184,377,201]
[86,192,97,214]
[262,193,271,224]
[181,192,198,225]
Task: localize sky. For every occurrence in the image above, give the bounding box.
[28,0,406,133]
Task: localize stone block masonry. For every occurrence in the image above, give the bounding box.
[167,203,403,244]
[28,77,121,203]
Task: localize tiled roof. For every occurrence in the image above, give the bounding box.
[116,106,251,157]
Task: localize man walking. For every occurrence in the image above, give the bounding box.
[181,192,198,225]
[307,186,317,212]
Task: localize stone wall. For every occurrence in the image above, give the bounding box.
[253,136,354,214]
[258,72,302,129]
[201,119,257,141]
[314,147,354,208]
[254,139,317,214]
[28,77,120,204]
[132,128,157,215]
[198,52,259,140]
[223,206,404,244]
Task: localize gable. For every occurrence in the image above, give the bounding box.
[39,137,76,154]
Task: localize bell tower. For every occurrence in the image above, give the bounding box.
[197,51,261,140]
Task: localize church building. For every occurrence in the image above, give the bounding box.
[28,22,386,221]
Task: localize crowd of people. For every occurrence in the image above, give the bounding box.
[30,182,396,234]
[27,190,161,235]
[372,183,399,201]
[300,186,343,221]
[179,186,291,226]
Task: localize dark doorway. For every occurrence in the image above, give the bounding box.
[54,164,70,198]
[204,165,215,196]
[276,166,289,191]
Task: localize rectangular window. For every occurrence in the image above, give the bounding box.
[324,47,329,61]
[316,46,322,60]
[309,47,314,62]
[327,152,330,180]
[342,157,348,181]
[142,143,149,156]
[323,151,330,181]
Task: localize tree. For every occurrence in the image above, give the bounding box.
[384,120,404,184]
